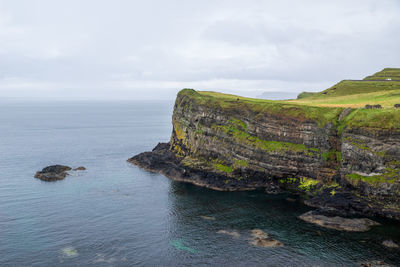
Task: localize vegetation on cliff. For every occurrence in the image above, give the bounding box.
[131,68,400,220]
[179,89,344,128]
[171,69,400,200]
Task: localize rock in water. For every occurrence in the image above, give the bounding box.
[200,215,216,221]
[217,230,240,238]
[359,260,394,267]
[382,240,399,248]
[73,166,86,171]
[299,210,380,232]
[250,229,283,247]
[34,165,72,181]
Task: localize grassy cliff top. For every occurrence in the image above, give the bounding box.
[177,68,400,130]
[179,89,343,128]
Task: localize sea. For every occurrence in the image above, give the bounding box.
[1,100,400,266]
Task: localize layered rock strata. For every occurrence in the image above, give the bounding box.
[129,89,400,220]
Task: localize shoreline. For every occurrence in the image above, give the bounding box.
[129,142,400,221]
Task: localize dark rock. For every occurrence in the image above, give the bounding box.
[304,189,400,220]
[298,210,380,232]
[264,183,283,194]
[34,165,72,181]
[365,104,382,109]
[152,142,169,151]
[73,166,86,171]
[128,143,274,191]
[382,240,399,248]
[217,230,240,238]
[359,260,394,267]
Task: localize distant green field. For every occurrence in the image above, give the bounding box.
[290,84,400,108]
[363,68,400,81]
[291,68,400,108]
[181,68,400,130]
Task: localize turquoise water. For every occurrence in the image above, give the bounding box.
[1,100,400,266]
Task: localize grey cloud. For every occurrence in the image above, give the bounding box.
[0,0,399,99]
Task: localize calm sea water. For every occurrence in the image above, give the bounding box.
[1,100,400,266]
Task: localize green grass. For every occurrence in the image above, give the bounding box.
[322,151,342,162]
[291,80,400,108]
[364,68,400,81]
[298,177,320,192]
[179,68,400,132]
[346,172,398,185]
[179,89,343,128]
[214,163,233,173]
[341,108,400,130]
[234,159,248,167]
[297,92,317,99]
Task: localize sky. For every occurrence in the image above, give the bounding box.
[0,0,399,100]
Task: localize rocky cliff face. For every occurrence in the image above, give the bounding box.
[129,89,400,219]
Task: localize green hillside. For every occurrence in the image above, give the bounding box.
[293,68,400,108]
[363,68,400,81]
[182,68,400,130]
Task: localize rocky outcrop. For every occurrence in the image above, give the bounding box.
[34,165,86,181]
[298,210,380,232]
[35,165,72,181]
[73,166,86,171]
[129,89,400,220]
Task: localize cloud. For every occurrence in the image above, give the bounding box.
[0,0,399,99]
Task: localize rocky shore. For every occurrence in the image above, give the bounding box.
[130,142,400,222]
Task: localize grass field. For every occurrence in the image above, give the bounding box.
[291,78,400,108]
[181,68,400,130]
[363,68,400,81]
[290,87,400,108]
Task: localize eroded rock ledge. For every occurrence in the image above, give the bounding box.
[128,143,271,191]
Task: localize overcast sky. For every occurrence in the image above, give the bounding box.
[0,0,399,100]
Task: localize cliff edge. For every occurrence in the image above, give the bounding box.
[129,69,400,220]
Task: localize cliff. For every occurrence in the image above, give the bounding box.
[129,69,400,220]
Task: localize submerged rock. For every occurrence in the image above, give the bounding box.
[359,260,394,267]
[34,165,72,181]
[382,240,399,248]
[170,239,198,253]
[200,215,216,221]
[217,230,240,238]
[61,246,78,257]
[250,229,283,248]
[299,210,380,232]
